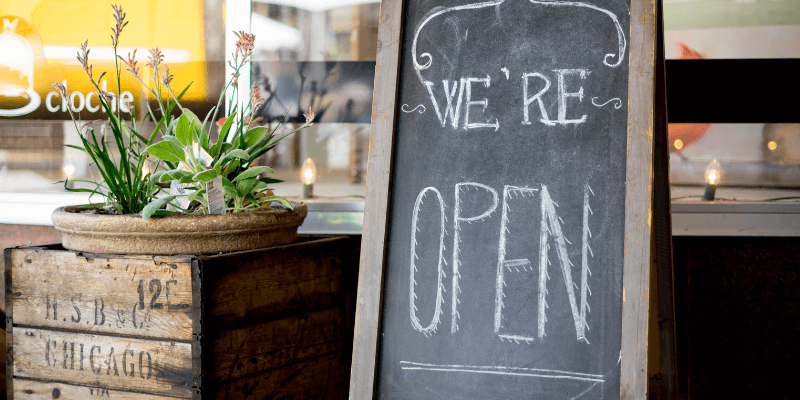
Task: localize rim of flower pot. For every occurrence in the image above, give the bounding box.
[51,202,308,255]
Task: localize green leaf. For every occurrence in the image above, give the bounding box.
[252,181,268,193]
[244,193,259,207]
[146,141,185,164]
[187,189,205,205]
[157,170,192,183]
[183,109,204,141]
[223,184,239,199]
[166,118,179,138]
[220,149,249,164]
[150,170,168,183]
[142,195,178,221]
[244,127,270,148]
[258,196,293,209]
[179,175,197,184]
[192,169,218,182]
[210,141,232,159]
[259,177,284,185]
[161,135,183,148]
[218,112,236,144]
[200,107,215,150]
[236,178,257,197]
[175,114,191,146]
[232,166,274,182]
[193,194,208,207]
[221,159,240,177]
[64,144,88,153]
[150,210,176,217]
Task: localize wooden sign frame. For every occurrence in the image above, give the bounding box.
[350,0,663,398]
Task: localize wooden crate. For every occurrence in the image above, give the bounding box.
[5,236,358,399]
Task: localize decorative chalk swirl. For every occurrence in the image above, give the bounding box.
[411,0,628,88]
[412,1,506,84]
[528,0,627,68]
[402,104,427,114]
[591,97,623,109]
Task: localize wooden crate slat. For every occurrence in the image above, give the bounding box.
[214,351,348,400]
[13,377,187,399]
[202,237,352,327]
[12,327,194,398]
[6,236,358,399]
[10,249,195,341]
[211,306,345,383]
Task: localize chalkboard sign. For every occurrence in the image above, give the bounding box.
[352,0,661,399]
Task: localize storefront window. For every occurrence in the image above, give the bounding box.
[247,0,379,198]
[664,0,800,188]
[0,0,378,226]
[3,0,794,229]
[0,0,225,198]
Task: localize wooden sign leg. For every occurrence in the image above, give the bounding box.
[652,0,679,398]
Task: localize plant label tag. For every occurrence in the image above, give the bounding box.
[207,176,226,214]
[168,180,191,211]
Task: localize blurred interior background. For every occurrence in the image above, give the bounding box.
[0,0,798,207]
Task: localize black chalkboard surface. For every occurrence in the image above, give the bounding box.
[352,0,661,399]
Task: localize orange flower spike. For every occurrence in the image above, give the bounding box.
[302,106,315,128]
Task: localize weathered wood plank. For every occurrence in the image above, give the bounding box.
[7,237,357,400]
[212,307,345,383]
[201,237,353,327]
[349,0,404,398]
[12,327,193,399]
[620,0,658,399]
[9,248,195,341]
[14,378,186,399]
[6,247,15,397]
[215,352,348,400]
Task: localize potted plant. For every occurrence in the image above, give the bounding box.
[50,4,314,255]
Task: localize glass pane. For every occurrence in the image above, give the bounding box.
[248,1,380,198]
[0,0,225,195]
[664,0,800,188]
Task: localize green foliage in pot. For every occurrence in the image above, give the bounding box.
[54,4,188,215]
[56,4,314,221]
[141,32,315,220]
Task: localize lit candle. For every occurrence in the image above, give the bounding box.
[301,157,317,198]
[63,154,76,180]
[703,159,721,201]
[63,155,76,190]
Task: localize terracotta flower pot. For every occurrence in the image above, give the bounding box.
[51,203,308,255]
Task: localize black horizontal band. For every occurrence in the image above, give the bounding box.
[666,59,800,124]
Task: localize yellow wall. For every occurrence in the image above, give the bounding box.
[1,0,208,101]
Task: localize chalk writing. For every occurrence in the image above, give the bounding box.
[379,0,631,396]
[425,79,464,128]
[464,76,499,131]
[408,0,627,130]
[408,181,596,344]
[591,97,622,109]
[399,361,605,383]
[409,187,447,336]
[527,0,626,68]
[452,183,499,333]
[401,104,427,114]
[495,185,539,341]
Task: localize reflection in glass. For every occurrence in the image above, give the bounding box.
[247,1,379,197]
[665,1,800,188]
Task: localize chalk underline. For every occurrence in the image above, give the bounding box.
[399,361,605,383]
